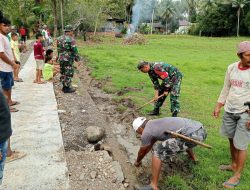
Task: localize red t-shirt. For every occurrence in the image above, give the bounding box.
[34,41,44,60]
[19,28,26,36]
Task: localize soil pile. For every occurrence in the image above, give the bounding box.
[123,33,147,45]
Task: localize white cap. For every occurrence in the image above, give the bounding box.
[132,117,146,131]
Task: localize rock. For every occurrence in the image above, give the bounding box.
[90,171,97,179]
[124,183,129,188]
[86,126,105,143]
[82,109,86,113]
[112,161,124,183]
[79,173,85,181]
[58,109,66,113]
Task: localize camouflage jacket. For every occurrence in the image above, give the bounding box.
[57,35,80,62]
[148,62,182,90]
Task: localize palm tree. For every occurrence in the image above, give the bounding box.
[222,0,250,37]
[161,0,175,34]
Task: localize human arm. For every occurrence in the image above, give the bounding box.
[71,39,80,62]
[134,144,153,167]
[213,66,231,118]
[0,53,17,69]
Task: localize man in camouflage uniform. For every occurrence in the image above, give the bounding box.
[137,61,183,117]
[57,25,80,93]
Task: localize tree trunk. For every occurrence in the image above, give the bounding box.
[150,8,154,35]
[60,0,64,34]
[94,8,101,36]
[237,8,240,37]
[52,0,58,38]
[165,19,168,35]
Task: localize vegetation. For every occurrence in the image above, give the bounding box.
[79,35,250,189]
[1,0,250,37]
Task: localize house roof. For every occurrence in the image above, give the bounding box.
[153,22,164,28]
[179,20,190,26]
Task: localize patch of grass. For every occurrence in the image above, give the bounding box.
[78,35,250,189]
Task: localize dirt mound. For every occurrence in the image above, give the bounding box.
[123,33,147,45]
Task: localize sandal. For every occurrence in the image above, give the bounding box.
[219,164,234,171]
[9,107,19,112]
[14,78,24,82]
[223,176,240,189]
[6,151,26,163]
[9,101,20,106]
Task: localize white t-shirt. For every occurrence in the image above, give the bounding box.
[0,33,14,72]
[218,62,250,113]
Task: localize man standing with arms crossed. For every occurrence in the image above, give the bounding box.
[57,25,80,93]
[213,41,250,188]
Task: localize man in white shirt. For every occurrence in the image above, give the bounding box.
[213,41,250,189]
[0,17,19,111]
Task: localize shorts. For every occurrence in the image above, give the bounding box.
[0,139,9,185]
[0,71,14,90]
[221,112,250,150]
[35,59,45,70]
[21,35,26,42]
[152,127,207,161]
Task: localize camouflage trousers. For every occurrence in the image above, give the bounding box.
[152,126,207,160]
[59,61,74,88]
[154,73,182,113]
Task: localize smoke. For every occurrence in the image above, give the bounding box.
[127,0,156,36]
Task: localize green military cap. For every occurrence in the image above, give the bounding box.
[137,61,149,70]
[64,25,73,32]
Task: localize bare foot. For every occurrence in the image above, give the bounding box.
[33,80,38,83]
[219,164,236,172]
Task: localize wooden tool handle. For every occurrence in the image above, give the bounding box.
[165,130,212,149]
[135,94,166,111]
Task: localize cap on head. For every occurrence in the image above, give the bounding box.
[64,25,73,32]
[132,117,146,132]
[237,41,250,54]
[137,61,149,70]
[11,25,16,30]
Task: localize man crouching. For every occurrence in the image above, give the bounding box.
[133,117,207,190]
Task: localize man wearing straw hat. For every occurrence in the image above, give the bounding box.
[132,116,207,190]
[213,41,250,189]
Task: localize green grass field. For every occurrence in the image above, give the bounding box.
[78,35,250,189]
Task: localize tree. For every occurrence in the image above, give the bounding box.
[161,0,175,34]
[222,0,250,36]
[51,0,58,37]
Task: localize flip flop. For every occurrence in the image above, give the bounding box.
[9,107,19,112]
[223,176,240,189]
[219,164,234,171]
[139,185,153,190]
[6,151,26,163]
[9,101,20,106]
[14,78,24,82]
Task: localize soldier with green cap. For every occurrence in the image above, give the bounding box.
[137,61,183,117]
[57,25,80,93]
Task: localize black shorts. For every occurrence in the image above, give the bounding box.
[21,35,26,42]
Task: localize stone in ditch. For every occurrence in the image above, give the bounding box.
[86,126,105,143]
[90,171,97,179]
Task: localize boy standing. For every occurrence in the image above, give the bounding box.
[11,32,23,82]
[33,33,45,84]
[0,17,19,111]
